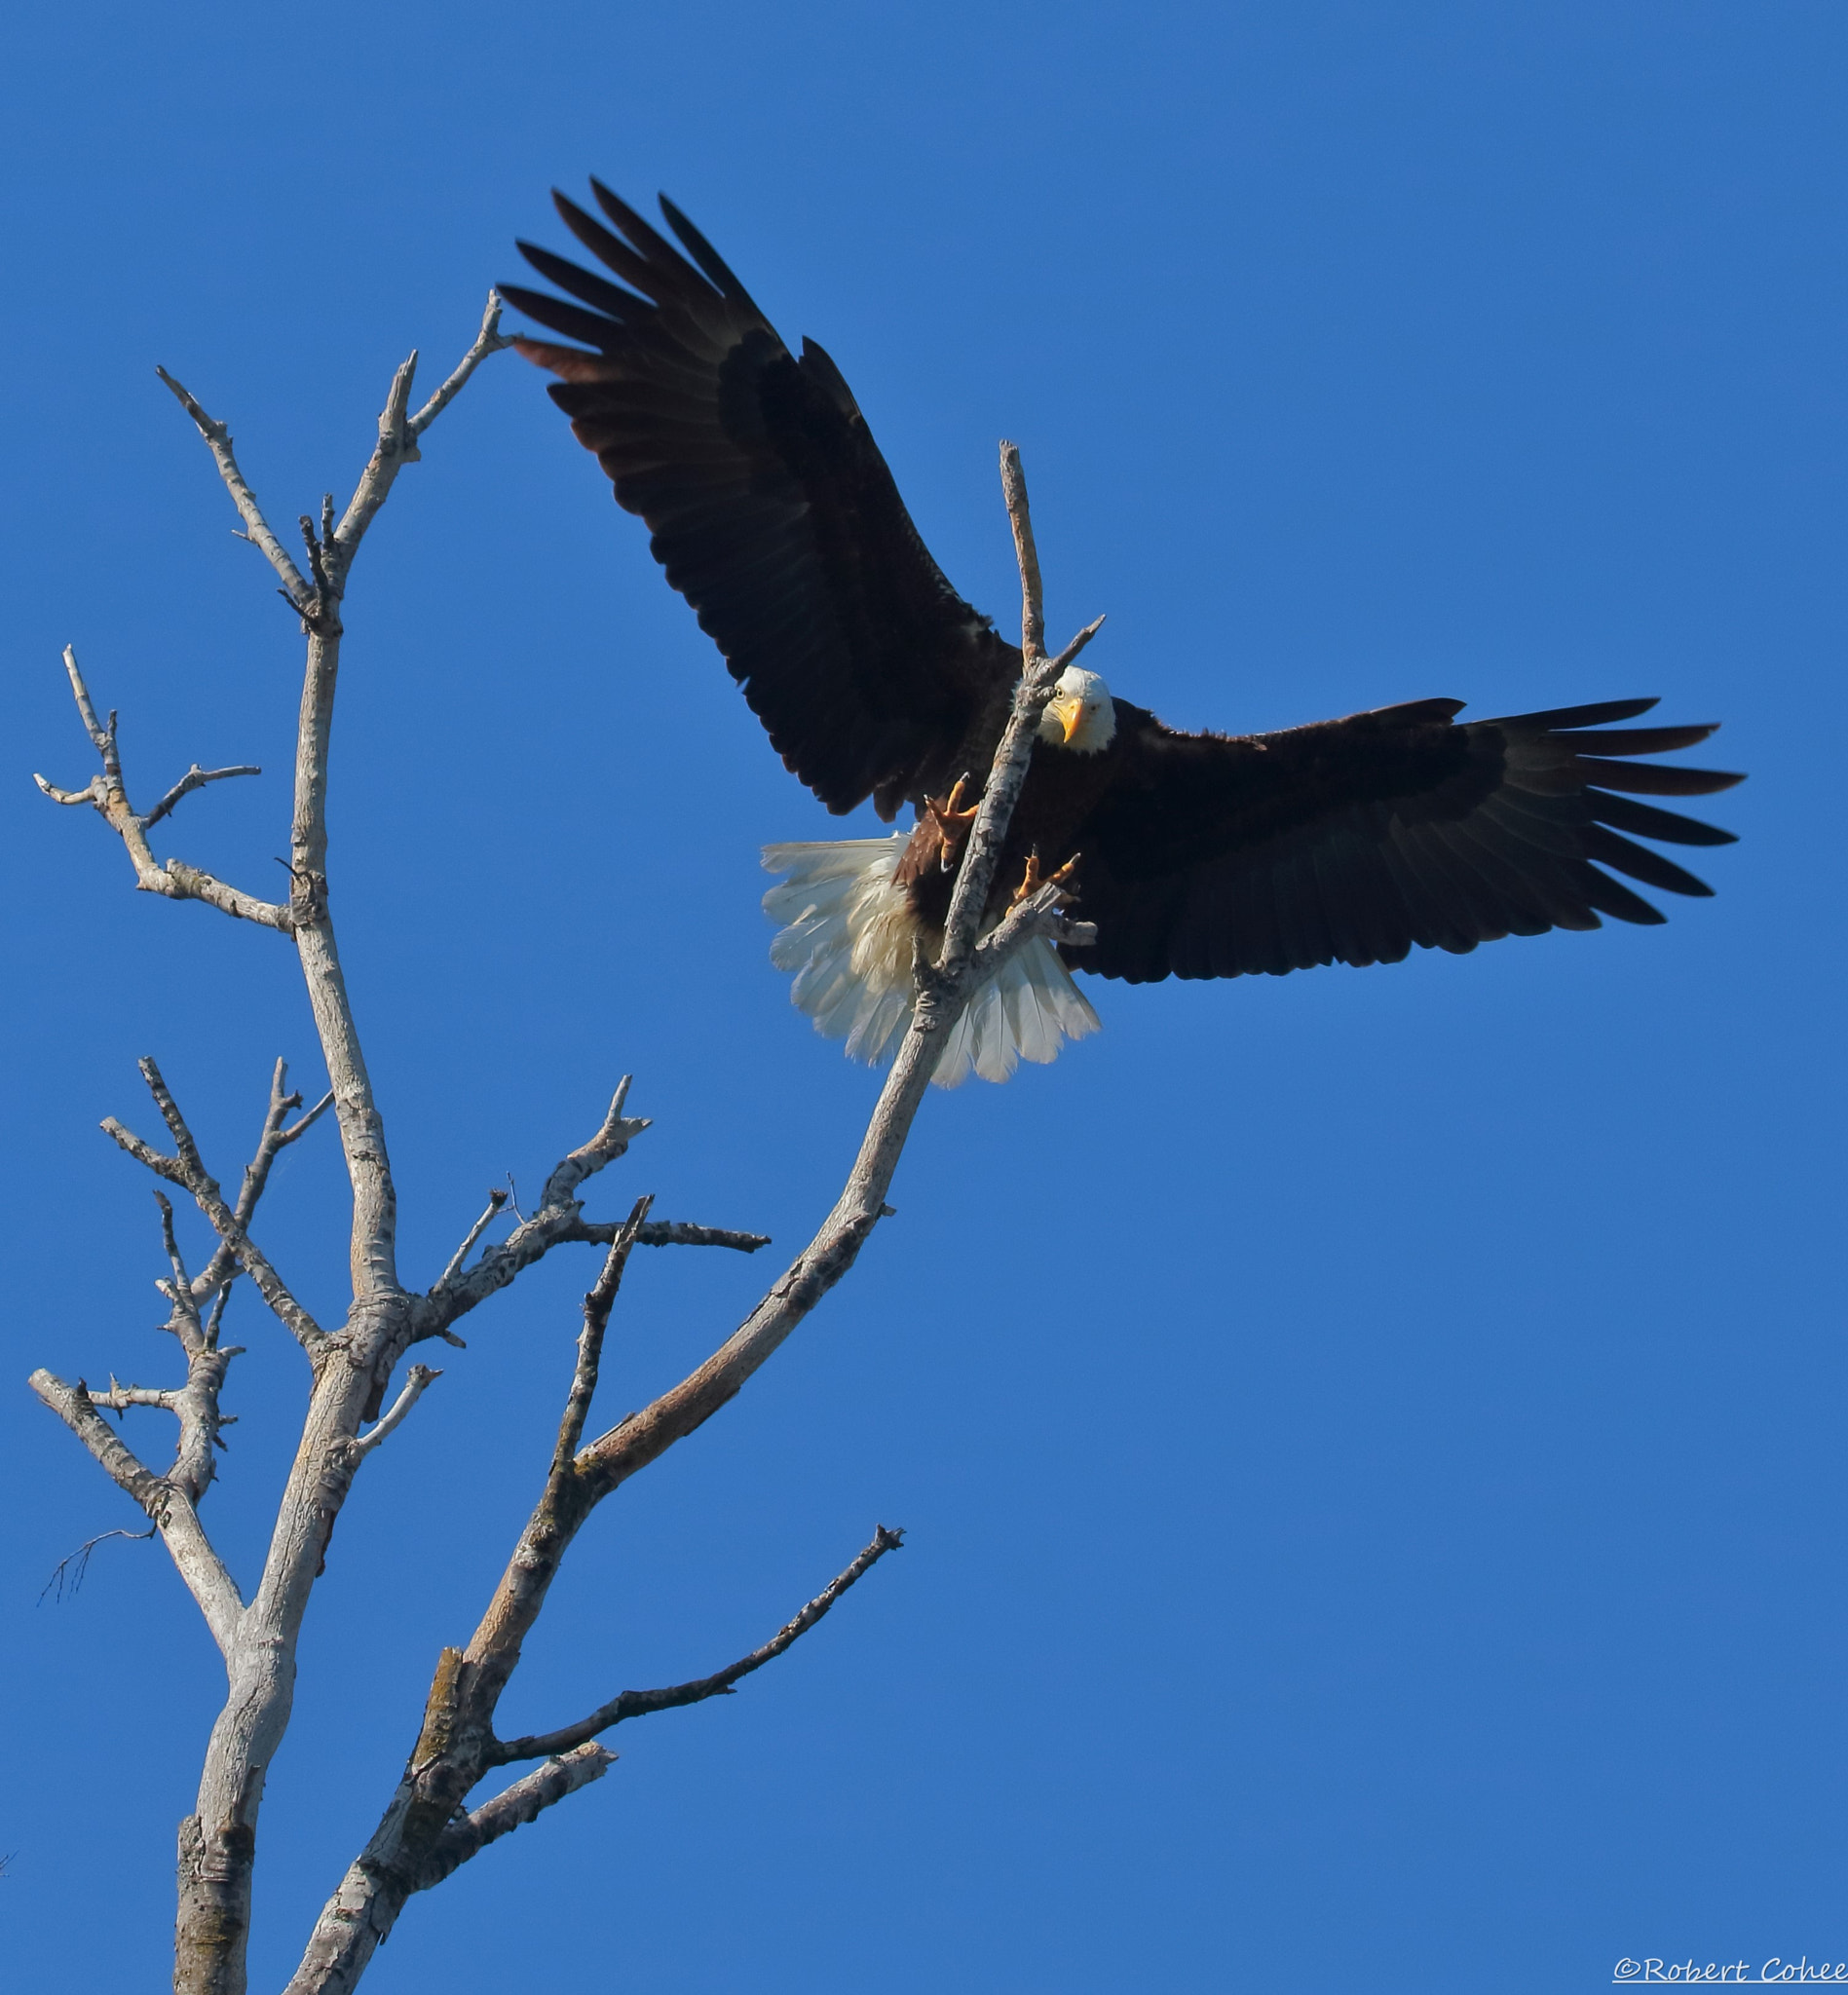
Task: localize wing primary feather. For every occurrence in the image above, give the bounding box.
[516,241,647,321]
[1586,788,1739,847]
[1578,866,1669,925]
[1571,756,1746,797]
[1582,825,1716,897]
[658,195,770,316]
[500,285,622,350]
[587,178,698,275]
[1494,696,1661,731]
[548,194,697,306]
[1556,725,1719,756]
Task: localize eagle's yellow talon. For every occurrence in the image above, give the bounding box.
[924,776,980,872]
[1012,849,1081,909]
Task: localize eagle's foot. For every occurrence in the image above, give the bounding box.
[924,775,979,871]
[1011,849,1080,909]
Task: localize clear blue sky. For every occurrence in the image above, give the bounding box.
[3,4,1842,1990]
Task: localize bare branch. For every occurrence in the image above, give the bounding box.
[350,1365,441,1459]
[31,1369,167,1511]
[330,353,418,560]
[35,646,293,931]
[155,1188,197,1306]
[68,1192,247,1512]
[279,1089,336,1147]
[409,290,512,436]
[139,857,293,928]
[418,1745,614,1892]
[436,1188,507,1288]
[540,1076,651,1210]
[973,889,1098,979]
[610,1218,771,1255]
[493,1525,905,1767]
[157,367,315,610]
[141,1058,207,1178]
[556,1198,652,1470]
[410,1205,767,1350]
[91,1379,181,1412]
[191,1060,332,1303]
[326,297,509,570]
[34,773,102,806]
[28,1369,243,1652]
[416,1084,656,1340]
[144,762,262,830]
[102,1059,326,1357]
[1001,438,1046,662]
[40,1524,157,1603]
[58,639,118,764]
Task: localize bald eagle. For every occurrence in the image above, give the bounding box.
[504,184,1742,1085]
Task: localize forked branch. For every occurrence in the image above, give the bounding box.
[102,1058,325,1357]
[417,1081,655,1340]
[33,647,290,930]
[26,1369,243,1653]
[333,291,511,565]
[192,1058,334,1304]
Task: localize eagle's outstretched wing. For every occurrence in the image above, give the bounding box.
[502,184,1014,817]
[1064,697,1743,982]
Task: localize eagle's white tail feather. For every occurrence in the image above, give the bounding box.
[761,836,1100,1087]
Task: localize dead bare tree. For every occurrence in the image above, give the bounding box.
[27,289,1100,1995]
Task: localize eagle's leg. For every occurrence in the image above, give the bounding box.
[924,775,979,873]
[1011,848,1080,908]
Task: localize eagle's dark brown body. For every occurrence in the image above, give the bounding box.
[503,183,1741,1008]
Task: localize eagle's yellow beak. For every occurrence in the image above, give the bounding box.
[1047,695,1084,745]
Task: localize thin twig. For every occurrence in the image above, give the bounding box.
[192,1060,332,1304]
[39,1524,157,1604]
[156,368,315,609]
[409,290,512,436]
[436,1189,508,1289]
[492,1525,905,1765]
[144,763,262,830]
[350,1365,441,1459]
[556,1198,652,1471]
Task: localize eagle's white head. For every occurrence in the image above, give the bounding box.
[1037,666,1116,755]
